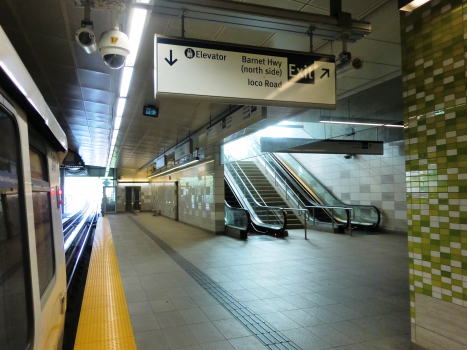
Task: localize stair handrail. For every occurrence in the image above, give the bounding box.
[224,200,252,233]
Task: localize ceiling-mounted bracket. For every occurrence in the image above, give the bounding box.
[74,0,126,12]
[148,0,371,43]
[180,9,186,38]
[81,0,94,28]
[306,25,316,52]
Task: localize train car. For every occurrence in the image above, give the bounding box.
[0,25,69,350]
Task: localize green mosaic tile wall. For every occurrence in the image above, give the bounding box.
[400,0,467,324]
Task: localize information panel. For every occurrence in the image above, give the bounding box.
[154,36,336,109]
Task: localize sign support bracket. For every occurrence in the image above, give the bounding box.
[180,9,186,38]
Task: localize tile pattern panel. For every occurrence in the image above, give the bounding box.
[400,0,467,328]
[293,142,407,232]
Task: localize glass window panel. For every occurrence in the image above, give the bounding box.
[29,148,47,181]
[32,191,55,296]
[0,109,31,349]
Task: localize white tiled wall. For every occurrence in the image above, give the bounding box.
[293,141,408,232]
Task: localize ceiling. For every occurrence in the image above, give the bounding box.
[0,0,402,170]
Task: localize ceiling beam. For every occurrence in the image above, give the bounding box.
[136,0,371,42]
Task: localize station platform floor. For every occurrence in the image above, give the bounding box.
[107,213,411,350]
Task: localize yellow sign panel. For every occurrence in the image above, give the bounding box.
[111,36,118,44]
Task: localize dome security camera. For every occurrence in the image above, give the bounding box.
[75,27,97,54]
[98,28,130,69]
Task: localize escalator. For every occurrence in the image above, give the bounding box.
[224,135,380,233]
[247,135,381,230]
[232,161,303,229]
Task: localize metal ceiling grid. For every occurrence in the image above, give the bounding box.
[0,0,121,167]
[113,0,400,171]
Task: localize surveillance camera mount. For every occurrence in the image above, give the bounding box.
[81,0,93,29]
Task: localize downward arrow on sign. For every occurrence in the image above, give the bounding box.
[165,50,178,66]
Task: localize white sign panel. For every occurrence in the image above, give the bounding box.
[207,106,265,144]
[154,36,336,109]
[175,139,192,160]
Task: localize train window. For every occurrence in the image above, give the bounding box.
[32,191,55,296]
[0,106,32,349]
[29,148,47,181]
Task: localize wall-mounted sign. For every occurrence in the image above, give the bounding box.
[207,106,266,144]
[260,138,384,155]
[154,35,336,109]
[143,105,159,117]
[175,139,192,160]
[155,155,166,169]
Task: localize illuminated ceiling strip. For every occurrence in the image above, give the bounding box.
[148,158,201,178]
[319,121,404,128]
[399,0,430,12]
[108,7,148,170]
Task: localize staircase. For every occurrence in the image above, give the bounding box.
[232,160,304,229]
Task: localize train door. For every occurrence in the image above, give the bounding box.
[103,186,116,213]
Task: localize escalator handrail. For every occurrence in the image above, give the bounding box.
[249,139,347,228]
[225,159,287,234]
[250,136,380,228]
[271,152,381,228]
[224,200,252,232]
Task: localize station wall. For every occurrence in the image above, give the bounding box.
[293,141,408,232]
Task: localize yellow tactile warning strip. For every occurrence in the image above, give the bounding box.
[74,217,137,350]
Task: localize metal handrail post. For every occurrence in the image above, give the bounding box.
[313,207,316,226]
[305,211,307,240]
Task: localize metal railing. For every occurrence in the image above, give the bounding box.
[225,155,288,235]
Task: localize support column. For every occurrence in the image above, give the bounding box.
[401,1,467,349]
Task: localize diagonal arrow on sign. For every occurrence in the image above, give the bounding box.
[320,68,330,79]
[165,50,178,66]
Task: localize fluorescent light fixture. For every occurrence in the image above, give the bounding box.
[112,129,119,139]
[125,8,147,67]
[148,158,200,178]
[116,98,126,116]
[399,0,430,11]
[111,138,117,146]
[319,120,404,128]
[136,0,150,3]
[0,62,27,96]
[114,116,122,130]
[119,66,133,97]
[320,121,384,127]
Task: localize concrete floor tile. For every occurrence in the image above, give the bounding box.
[179,308,210,324]
[282,328,332,350]
[282,309,324,327]
[200,340,235,350]
[131,313,161,332]
[162,325,198,349]
[156,310,186,329]
[171,296,199,310]
[151,299,177,313]
[307,324,356,347]
[201,305,234,321]
[128,301,154,316]
[135,329,169,350]
[213,319,251,339]
[260,312,301,331]
[228,336,268,350]
[188,322,226,344]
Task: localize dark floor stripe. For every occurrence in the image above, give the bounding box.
[127,216,302,350]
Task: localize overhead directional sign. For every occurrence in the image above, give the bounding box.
[154,36,336,109]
